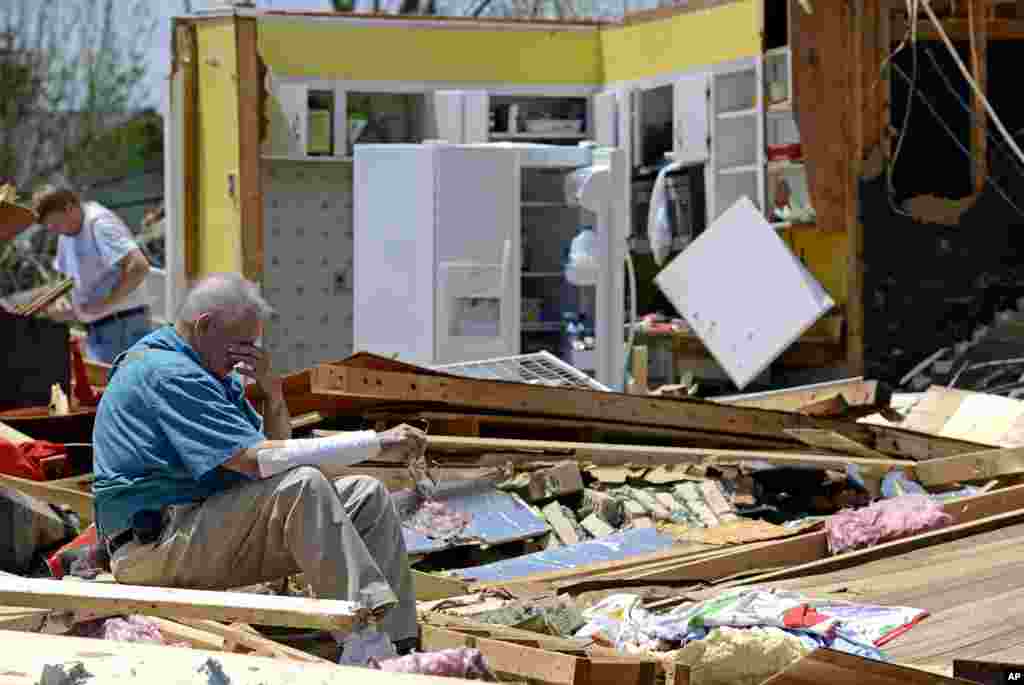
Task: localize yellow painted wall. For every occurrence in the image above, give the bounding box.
[600,1,761,83]
[258,19,603,84]
[196,19,242,274]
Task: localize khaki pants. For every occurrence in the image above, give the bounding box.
[110,467,416,642]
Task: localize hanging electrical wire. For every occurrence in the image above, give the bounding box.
[885,0,922,217]
[922,46,1024,181]
[890,62,1024,220]
[920,0,1024,171]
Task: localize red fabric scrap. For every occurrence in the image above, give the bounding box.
[70,338,101,406]
[0,438,65,481]
[783,605,831,629]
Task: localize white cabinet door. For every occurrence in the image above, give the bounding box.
[463,91,490,143]
[433,90,465,144]
[593,90,618,147]
[673,72,710,165]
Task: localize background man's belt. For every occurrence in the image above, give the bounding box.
[88,306,148,330]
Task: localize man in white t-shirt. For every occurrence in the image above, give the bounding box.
[33,186,152,363]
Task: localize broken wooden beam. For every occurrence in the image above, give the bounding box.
[0,576,363,631]
[421,624,659,685]
[420,435,911,470]
[713,377,890,415]
[914,445,1024,486]
[764,648,967,685]
[176,619,332,663]
[0,473,94,524]
[309,360,976,460]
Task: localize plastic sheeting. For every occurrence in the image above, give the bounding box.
[452,527,676,583]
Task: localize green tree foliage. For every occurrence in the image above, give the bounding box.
[0,0,156,297]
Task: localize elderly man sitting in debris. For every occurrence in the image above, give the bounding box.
[92,272,424,661]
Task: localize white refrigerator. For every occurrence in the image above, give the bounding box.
[353,142,628,388]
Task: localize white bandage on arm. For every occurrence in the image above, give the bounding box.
[256,430,381,479]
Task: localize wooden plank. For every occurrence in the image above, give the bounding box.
[847,0,866,377]
[914,445,1024,486]
[366,410,800,451]
[421,625,656,685]
[784,428,892,460]
[0,576,363,631]
[0,473,94,523]
[174,21,200,280]
[713,378,888,413]
[421,625,581,685]
[723,500,1024,588]
[626,482,1024,591]
[311,360,981,460]
[763,647,968,684]
[420,613,589,653]
[969,0,989,193]
[178,619,331,663]
[0,631,460,685]
[235,15,263,283]
[412,570,470,602]
[145,617,226,651]
[420,435,911,470]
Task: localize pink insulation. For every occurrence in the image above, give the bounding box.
[407,499,472,540]
[826,494,952,554]
[371,648,496,681]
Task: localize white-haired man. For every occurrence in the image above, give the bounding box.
[92,272,423,660]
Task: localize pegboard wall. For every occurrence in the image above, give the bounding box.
[262,160,355,375]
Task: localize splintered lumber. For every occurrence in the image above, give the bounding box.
[498,483,1024,594]
[0,576,363,631]
[762,648,966,685]
[421,435,910,470]
[176,619,332,663]
[861,385,1024,448]
[421,624,658,685]
[915,445,1024,487]
[714,377,890,414]
[0,473,94,523]
[308,357,982,460]
[0,631,460,685]
[315,431,910,471]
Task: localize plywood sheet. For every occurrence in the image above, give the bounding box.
[655,197,835,390]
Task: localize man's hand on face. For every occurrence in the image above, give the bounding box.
[227,342,280,394]
[377,423,428,463]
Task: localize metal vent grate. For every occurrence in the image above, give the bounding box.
[433,350,610,391]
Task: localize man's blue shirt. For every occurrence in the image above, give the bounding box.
[92,325,265,536]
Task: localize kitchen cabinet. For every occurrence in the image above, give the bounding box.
[353,142,626,387]
[708,58,764,222]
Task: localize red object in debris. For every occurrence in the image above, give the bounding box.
[783,605,831,629]
[70,338,100,406]
[0,438,65,481]
[47,524,99,579]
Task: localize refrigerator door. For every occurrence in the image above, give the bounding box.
[353,144,438,365]
[434,145,520,364]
